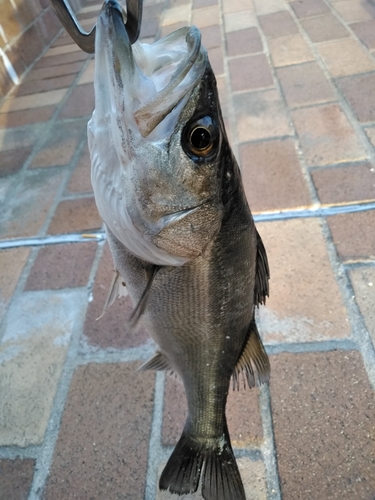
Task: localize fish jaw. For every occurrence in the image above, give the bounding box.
[88,0,222,265]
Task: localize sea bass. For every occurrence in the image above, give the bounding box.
[87,1,270,498]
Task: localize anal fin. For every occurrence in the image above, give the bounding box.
[232,316,270,390]
[138,350,172,372]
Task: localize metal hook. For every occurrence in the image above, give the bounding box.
[49,0,143,53]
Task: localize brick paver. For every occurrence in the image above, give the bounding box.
[1,0,375,498]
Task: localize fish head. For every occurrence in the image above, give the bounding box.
[88,0,228,266]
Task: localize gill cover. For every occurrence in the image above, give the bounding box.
[88,0,210,265]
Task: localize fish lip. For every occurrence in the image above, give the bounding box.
[102,0,128,41]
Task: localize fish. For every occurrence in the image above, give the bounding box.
[87,1,271,498]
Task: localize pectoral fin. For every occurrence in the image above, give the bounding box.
[254,229,270,307]
[96,270,127,320]
[232,316,270,390]
[130,264,161,326]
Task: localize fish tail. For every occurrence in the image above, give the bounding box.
[159,424,246,500]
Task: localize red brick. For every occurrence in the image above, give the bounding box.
[234,89,292,142]
[337,73,375,123]
[258,11,298,38]
[50,32,78,48]
[36,6,62,45]
[257,218,350,343]
[45,363,155,500]
[0,169,65,239]
[327,210,375,261]
[0,106,55,128]
[351,20,375,48]
[13,0,40,27]
[162,376,263,447]
[48,197,102,234]
[349,266,375,346]
[25,242,97,291]
[159,22,186,38]
[271,351,375,500]
[276,62,335,108]
[207,46,224,75]
[82,244,150,349]
[0,459,35,500]
[290,0,329,18]
[268,34,314,67]
[240,138,311,212]
[317,38,375,77]
[66,144,93,194]
[34,51,89,69]
[291,104,367,166]
[15,74,76,98]
[311,162,375,205]
[193,0,217,7]
[229,54,273,92]
[0,247,30,323]
[27,61,85,82]
[226,28,262,56]
[30,119,87,168]
[0,1,22,41]
[12,25,44,68]
[59,83,95,119]
[333,0,375,24]
[200,24,221,50]
[0,146,33,176]
[301,13,349,42]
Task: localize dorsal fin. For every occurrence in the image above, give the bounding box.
[254,229,270,307]
[232,316,270,390]
[96,270,127,320]
[130,264,161,326]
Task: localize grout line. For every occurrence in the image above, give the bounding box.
[259,385,282,500]
[253,201,375,222]
[344,260,375,269]
[144,371,170,500]
[0,445,41,460]
[0,231,105,249]
[265,338,357,355]
[318,215,375,390]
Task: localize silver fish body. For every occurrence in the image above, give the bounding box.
[88,2,270,499]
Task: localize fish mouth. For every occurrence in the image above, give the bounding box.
[95,0,207,138]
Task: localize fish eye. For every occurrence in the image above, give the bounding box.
[190,126,212,152]
[183,116,219,159]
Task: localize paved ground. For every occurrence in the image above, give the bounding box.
[1,0,375,498]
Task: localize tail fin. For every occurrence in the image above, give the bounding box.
[159,428,246,500]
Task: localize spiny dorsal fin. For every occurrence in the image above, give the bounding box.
[138,350,172,372]
[232,317,270,390]
[254,229,270,307]
[130,264,161,326]
[96,270,127,320]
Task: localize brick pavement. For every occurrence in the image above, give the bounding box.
[1,0,375,499]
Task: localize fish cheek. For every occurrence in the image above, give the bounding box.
[152,204,222,259]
